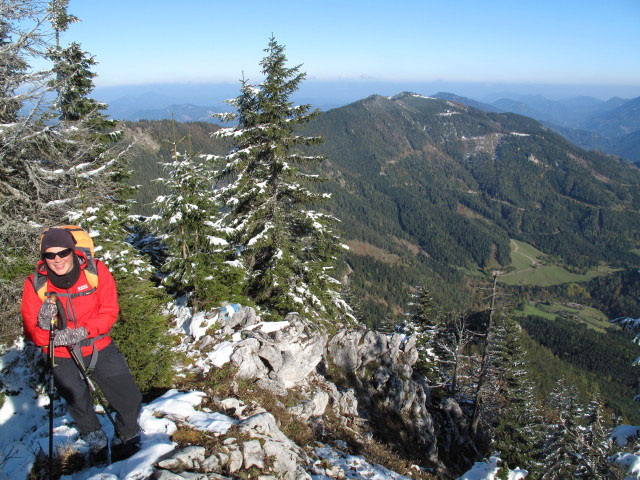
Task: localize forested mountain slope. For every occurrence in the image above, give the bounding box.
[126,93,640,320]
[302,93,640,313]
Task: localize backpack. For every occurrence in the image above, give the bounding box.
[33,225,99,301]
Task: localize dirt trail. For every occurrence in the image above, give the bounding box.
[499,240,537,279]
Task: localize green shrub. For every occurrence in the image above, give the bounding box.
[111,275,177,392]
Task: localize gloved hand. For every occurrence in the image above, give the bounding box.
[53,326,88,347]
[37,301,58,330]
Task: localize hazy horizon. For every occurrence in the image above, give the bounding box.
[94,79,640,115]
[68,0,639,99]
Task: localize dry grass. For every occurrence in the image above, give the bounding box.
[171,424,226,456]
[345,240,403,266]
[179,365,315,448]
[28,446,85,479]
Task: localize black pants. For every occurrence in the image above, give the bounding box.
[53,342,142,439]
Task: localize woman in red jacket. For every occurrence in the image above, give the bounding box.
[21,228,142,462]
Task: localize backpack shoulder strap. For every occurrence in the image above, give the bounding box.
[83,257,99,291]
[32,270,48,302]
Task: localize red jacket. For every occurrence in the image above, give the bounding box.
[21,251,118,358]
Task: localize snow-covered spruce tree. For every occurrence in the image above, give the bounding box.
[541,380,586,479]
[540,381,620,479]
[152,123,244,312]
[489,314,545,475]
[212,37,350,323]
[401,281,450,388]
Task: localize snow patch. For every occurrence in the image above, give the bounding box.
[456,456,527,480]
[612,425,640,447]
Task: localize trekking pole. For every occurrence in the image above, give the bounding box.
[48,293,122,441]
[66,345,122,440]
[47,296,57,480]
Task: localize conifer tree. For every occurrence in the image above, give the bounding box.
[541,380,585,479]
[0,19,27,123]
[540,382,620,479]
[490,315,545,474]
[151,121,244,312]
[402,281,449,386]
[213,37,351,322]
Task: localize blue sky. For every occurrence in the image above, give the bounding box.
[66,0,639,94]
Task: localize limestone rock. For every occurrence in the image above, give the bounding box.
[243,439,265,469]
[220,397,247,417]
[156,446,206,472]
[327,330,363,372]
[262,438,309,480]
[335,388,358,417]
[288,390,329,420]
[228,314,327,389]
[227,447,243,473]
[230,337,266,379]
[154,471,186,480]
[239,412,291,445]
[326,327,438,462]
[201,453,221,473]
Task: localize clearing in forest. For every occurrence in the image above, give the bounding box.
[499,239,615,287]
[515,301,615,333]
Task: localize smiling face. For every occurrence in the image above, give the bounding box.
[44,247,75,275]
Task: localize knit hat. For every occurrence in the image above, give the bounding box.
[41,228,76,255]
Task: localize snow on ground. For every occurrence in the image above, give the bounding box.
[0,371,234,480]
[611,452,640,479]
[612,425,640,447]
[168,302,291,374]
[0,340,51,479]
[455,456,527,480]
[312,445,412,480]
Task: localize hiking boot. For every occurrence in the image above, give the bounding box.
[80,429,108,466]
[111,432,141,462]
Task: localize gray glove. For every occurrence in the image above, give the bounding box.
[37,301,58,330]
[53,326,87,347]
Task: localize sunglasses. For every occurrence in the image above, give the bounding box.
[43,248,73,260]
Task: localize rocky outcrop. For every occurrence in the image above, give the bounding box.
[153,404,311,480]
[228,312,328,393]
[326,329,438,463]
[160,304,471,478]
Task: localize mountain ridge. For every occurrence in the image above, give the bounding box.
[126,93,640,319]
